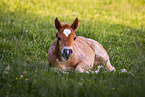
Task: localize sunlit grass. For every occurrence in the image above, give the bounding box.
[0,0,145,97]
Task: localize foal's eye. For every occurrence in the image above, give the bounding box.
[74,37,76,40]
[57,37,61,41]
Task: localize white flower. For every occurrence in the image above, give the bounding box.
[120,69,127,73]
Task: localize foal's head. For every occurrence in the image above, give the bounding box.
[55,18,78,60]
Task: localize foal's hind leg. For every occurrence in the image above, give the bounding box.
[95,55,116,71]
[84,38,115,71]
[94,44,116,71]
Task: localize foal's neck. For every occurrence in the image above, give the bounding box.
[54,40,61,60]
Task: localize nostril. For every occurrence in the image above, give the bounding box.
[63,49,69,56]
[69,49,73,54]
[63,49,65,53]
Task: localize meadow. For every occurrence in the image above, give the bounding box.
[0,0,145,97]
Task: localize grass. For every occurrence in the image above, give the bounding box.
[0,0,145,97]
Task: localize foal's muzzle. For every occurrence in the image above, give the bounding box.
[62,48,73,60]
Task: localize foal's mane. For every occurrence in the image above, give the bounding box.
[61,23,70,28]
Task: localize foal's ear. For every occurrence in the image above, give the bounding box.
[55,18,61,31]
[71,18,78,31]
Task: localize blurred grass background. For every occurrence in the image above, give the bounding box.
[0,0,145,97]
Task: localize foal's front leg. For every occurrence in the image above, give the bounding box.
[75,61,93,72]
[75,61,85,72]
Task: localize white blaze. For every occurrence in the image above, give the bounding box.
[63,29,71,37]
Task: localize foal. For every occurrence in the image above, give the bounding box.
[48,18,116,72]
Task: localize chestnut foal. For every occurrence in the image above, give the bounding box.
[48,18,116,72]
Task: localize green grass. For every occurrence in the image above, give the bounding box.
[0,0,145,96]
